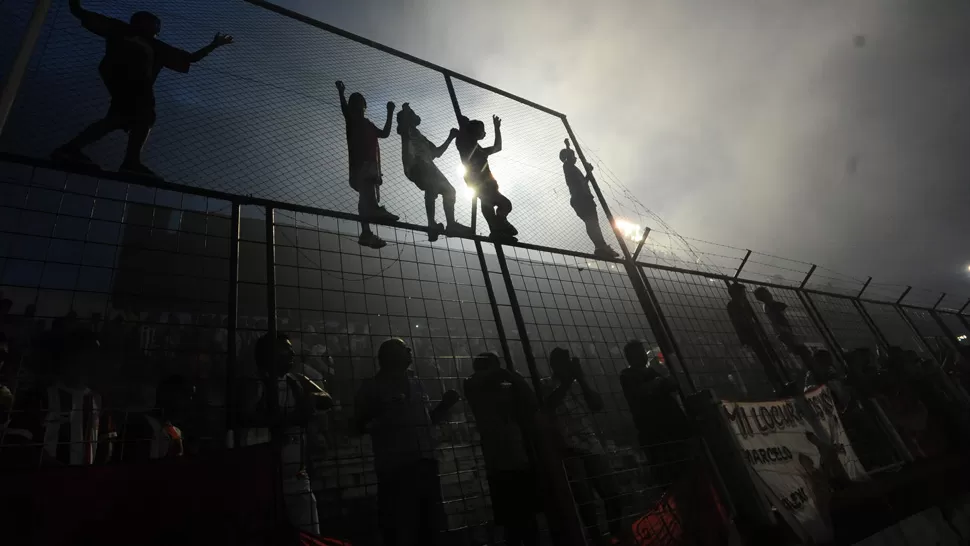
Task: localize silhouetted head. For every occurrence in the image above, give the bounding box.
[130,11,161,38]
[559,148,577,165]
[348,92,366,116]
[753,287,773,302]
[469,119,486,140]
[549,347,571,378]
[396,103,420,135]
[378,338,412,373]
[624,339,648,368]
[728,283,747,300]
[473,352,501,373]
[254,332,294,378]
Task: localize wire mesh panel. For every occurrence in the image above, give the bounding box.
[0,0,475,231]
[640,268,777,400]
[0,159,230,468]
[452,80,615,255]
[937,312,970,345]
[805,293,880,354]
[901,308,949,360]
[264,210,506,544]
[861,302,929,355]
[0,0,36,79]
[746,286,826,374]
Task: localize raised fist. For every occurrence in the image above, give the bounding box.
[335,81,345,93]
[492,115,502,127]
[386,101,396,112]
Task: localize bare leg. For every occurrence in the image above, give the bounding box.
[441,185,457,226]
[359,183,379,232]
[583,215,610,249]
[57,117,121,152]
[425,191,437,227]
[121,124,151,167]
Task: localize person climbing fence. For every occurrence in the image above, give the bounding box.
[51,0,233,179]
[396,103,474,241]
[559,140,619,259]
[336,80,398,249]
[456,115,518,241]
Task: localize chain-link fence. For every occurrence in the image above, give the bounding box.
[3,1,970,544]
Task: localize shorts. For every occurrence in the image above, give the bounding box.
[570,196,597,219]
[350,161,382,192]
[487,468,541,525]
[466,177,501,201]
[105,80,156,131]
[407,162,454,196]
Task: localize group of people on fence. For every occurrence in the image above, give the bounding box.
[725,281,970,466]
[48,0,620,258]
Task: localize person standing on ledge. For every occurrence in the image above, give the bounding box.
[396,103,474,241]
[559,140,618,259]
[336,80,399,249]
[51,0,233,179]
[456,114,518,241]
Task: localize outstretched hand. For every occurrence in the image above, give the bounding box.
[212,33,234,47]
[449,128,459,139]
[492,115,502,128]
[335,81,345,93]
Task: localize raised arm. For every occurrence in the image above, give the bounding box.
[435,129,459,158]
[190,33,233,63]
[336,81,349,117]
[378,101,395,139]
[482,115,502,155]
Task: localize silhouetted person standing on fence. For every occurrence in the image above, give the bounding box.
[397,103,474,241]
[543,347,625,545]
[559,140,618,259]
[620,340,691,489]
[355,338,460,546]
[456,115,518,240]
[464,353,541,546]
[726,283,787,393]
[51,0,233,178]
[336,80,398,249]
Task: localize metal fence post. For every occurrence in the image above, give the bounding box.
[473,241,514,369]
[493,244,543,395]
[799,291,847,366]
[444,73,477,233]
[561,116,696,393]
[226,202,241,448]
[894,305,941,361]
[264,206,281,445]
[0,0,52,137]
[853,299,890,350]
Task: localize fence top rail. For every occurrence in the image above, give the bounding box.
[1,155,961,314]
[243,0,565,119]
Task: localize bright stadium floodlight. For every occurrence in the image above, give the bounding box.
[615,219,645,243]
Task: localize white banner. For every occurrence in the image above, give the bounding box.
[723,386,867,543]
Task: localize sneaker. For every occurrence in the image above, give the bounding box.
[51,147,95,167]
[119,161,161,179]
[444,222,475,237]
[427,222,444,242]
[594,246,620,259]
[500,218,518,236]
[358,231,387,249]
